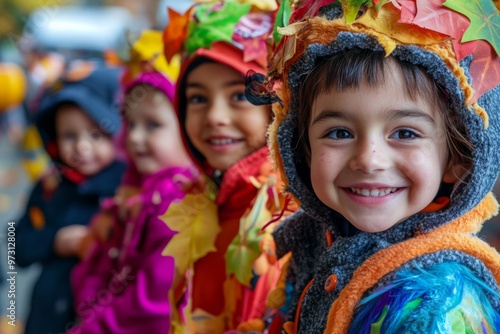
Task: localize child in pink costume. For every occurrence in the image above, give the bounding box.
[68,67,197,333]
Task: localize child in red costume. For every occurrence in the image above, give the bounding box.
[161,1,295,332]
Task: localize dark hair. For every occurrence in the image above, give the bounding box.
[295,47,472,184]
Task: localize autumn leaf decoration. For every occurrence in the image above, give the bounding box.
[404,0,500,102]
[163,7,194,63]
[271,0,500,102]
[161,187,220,282]
[123,30,181,84]
[225,174,282,286]
[185,2,252,55]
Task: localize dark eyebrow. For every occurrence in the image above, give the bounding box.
[311,110,349,126]
[388,109,437,127]
[311,109,437,127]
[186,80,245,89]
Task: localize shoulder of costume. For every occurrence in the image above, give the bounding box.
[350,261,500,333]
[79,160,127,195]
[273,209,325,258]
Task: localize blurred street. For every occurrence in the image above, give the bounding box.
[0,132,40,333]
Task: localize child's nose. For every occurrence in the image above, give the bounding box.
[205,98,230,126]
[349,139,390,173]
[76,137,92,155]
[127,125,147,145]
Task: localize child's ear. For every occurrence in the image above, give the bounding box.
[442,160,466,183]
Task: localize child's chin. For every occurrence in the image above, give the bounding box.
[77,163,112,176]
[351,220,396,233]
[77,168,99,176]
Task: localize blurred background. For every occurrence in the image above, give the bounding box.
[0,1,193,332]
[0,0,499,333]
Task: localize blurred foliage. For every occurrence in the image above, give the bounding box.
[0,0,49,39]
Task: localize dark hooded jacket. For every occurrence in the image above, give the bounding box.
[16,66,125,334]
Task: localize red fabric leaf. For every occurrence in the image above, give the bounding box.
[399,0,500,101]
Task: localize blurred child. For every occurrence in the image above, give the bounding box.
[161,1,295,332]
[16,64,125,334]
[68,30,197,333]
[246,1,500,332]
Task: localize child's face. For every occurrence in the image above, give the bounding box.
[56,104,115,176]
[185,62,270,171]
[307,63,459,232]
[125,88,191,175]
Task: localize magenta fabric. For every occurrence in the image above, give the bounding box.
[123,71,176,103]
[69,166,197,334]
[117,70,177,189]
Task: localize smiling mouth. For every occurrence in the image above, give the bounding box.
[208,138,241,145]
[349,187,399,197]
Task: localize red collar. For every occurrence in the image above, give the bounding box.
[59,165,87,185]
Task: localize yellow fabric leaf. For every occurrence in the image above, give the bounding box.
[269,34,298,75]
[161,192,220,276]
[277,21,307,36]
[128,30,180,81]
[235,0,278,10]
[356,4,449,50]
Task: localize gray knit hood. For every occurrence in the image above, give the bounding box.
[243,2,500,332]
[255,2,500,241]
[244,2,500,332]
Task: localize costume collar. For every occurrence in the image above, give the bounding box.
[216,146,270,206]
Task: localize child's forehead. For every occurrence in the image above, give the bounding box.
[126,85,169,103]
[308,55,438,109]
[55,103,87,117]
[185,62,245,89]
[55,104,99,127]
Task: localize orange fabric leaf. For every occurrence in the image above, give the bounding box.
[29,207,45,230]
[163,7,194,62]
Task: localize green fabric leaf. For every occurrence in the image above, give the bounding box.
[274,0,292,43]
[340,0,373,24]
[444,0,500,56]
[225,227,262,286]
[185,1,252,55]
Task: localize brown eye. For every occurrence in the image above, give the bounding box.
[89,130,103,141]
[391,129,419,140]
[327,129,353,139]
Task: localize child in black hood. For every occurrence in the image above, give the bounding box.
[16,63,125,334]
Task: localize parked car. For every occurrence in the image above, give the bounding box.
[22,5,143,62]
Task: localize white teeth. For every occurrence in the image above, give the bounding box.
[350,187,398,197]
[209,138,238,145]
